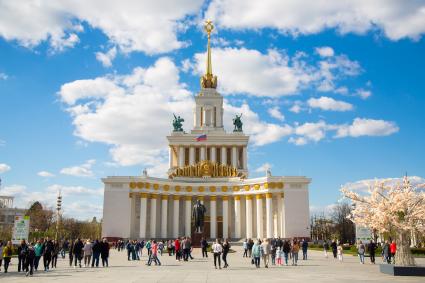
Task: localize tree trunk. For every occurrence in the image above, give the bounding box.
[395,230,415,266]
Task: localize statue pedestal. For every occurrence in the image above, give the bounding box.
[192,230,207,248]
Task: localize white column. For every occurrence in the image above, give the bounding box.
[266,193,273,238]
[246,195,253,239]
[231,146,237,168]
[200,147,206,161]
[169,147,174,168]
[172,195,180,238]
[139,193,148,238]
[185,196,192,237]
[161,195,168,238]
[242,146,247,169]
[179,146,185,167]
[130,193,137,238]
[256,194,264,239]
[150,195,157,238]
[221,146,227,165]
[281,193,286,238]
[277,193,282,237]
[222,196,229,239]
[210,196,217,239]
[189,147,195,165]
[234,196,241,238]
[210,146,216,162]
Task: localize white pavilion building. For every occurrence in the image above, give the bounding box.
[102,21,311,241]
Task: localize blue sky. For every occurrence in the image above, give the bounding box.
[0,0,424,219]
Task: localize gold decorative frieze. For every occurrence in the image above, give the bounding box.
[233,186,240,192]
[129,182,137,189]
[137,182,144,189]
[221,186,228,192]
[175,185,181,192]
[198,186,205,192]
[163,184,170,191]
[185,186,192,192]
[209,186,216,192]
[153,184,159,190]
[168,160,246,179]
[254,184,260,190]
[243,185,250,191]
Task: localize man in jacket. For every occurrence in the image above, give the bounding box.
[42,237,54,271]
[201,237,208,258]
[100,238,110,267]
[91,239,101,267]
[17,239,28,272]
[368,240,377,264]
[302,239,308,260]
[24,243,36,276]
[73,238,84,268]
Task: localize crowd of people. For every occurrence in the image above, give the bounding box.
[0,237,110,276]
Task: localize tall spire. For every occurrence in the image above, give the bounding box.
[201,20,217,89]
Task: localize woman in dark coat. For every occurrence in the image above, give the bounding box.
[100,238,110,267]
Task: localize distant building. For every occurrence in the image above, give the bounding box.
[0,196,26,231]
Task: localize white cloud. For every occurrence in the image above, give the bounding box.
[0,72,8,80]
[190,47,362,97]
[307,96,353,111]
[0,0,203,54]
[294,120,330,143]
[268,106,285,121]
[355,88,372,99]
[206,0,425,41]
[342,176,425,194]
[289,102,303,114]
[95,47,117,67]
[316,46,334,57]
[37,171,55,178]
[60,159,96,177]
[0,163,11,173]
[255,162,272,173]
[46,184,103,197]
[335,118,399,138]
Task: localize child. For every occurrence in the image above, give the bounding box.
[276,247,283,265]
[337,244,343,262]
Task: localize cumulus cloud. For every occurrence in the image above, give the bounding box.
[255,162,272,173]
[206,0,425,41]
[316,46,334,57]
[0,72,8,80]
[37,171,55,178]
[95,47,117,67]
[268,106,285,121]
[60,159,96,177]
[307,96,353,111]
[335,118,399,138]
[0,163,11,173]
[0,0,203,54]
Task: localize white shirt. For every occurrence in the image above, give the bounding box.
[212,243,223,253]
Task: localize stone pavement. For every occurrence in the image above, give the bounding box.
[0,246,423,283]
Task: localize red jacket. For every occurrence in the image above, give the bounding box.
[174,240,180,251]
[390,242,397,253]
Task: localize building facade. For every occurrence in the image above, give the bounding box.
[102,21,311,240]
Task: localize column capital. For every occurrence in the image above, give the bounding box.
[266,193,273,199]
[210,195,217,201]
[245,195,253,200]
[151,194,158,199]
[161,194,169,200]
[234,195,241,200]
[185,195,192,201]
[222,196,229,201]
[173,195,180,200]
[197,195,204,201]
[256,194,262,199]
[140,193,148,198]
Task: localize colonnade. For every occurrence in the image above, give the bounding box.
[170,145,248,170]
[131,192,285,240]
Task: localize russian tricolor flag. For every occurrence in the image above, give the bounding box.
[196,134,207,141]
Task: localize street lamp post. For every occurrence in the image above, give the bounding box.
[55,190,62,241]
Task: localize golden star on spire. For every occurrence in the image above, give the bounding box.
[201,20,217,89]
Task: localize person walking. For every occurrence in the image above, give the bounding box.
[271,241,277,265]
[43,237,54,271]
[383,240,390,264]
[390,240,397,264]
[242,239,248,257]
[100,238,110,267]
[212,239,222,269]
[276,247,283,265]
[147,240,161,266]
[323,241,330,258]
[0,241,3,272]
[91,239,101,267]
[201,237,208,258]
[251,240,261,268]
[291,239,300,266]
[17,239,28,272]
[2,241,13,273]
[24,243,36,276]
[368,240,377,264]
[282,240,290,266]
[34,240,43,271]
[51,240,60,268]
[83,239,93,267]
[248,239,254,257]
[68,239,74,267]
[174,238,181,261]
[73,238,84,268]
[302,239,308,260]
[222,239,230,268]
[261,239,271,268]
[357,241,365,264]
[330,240,338,259]
[337,243,343,262]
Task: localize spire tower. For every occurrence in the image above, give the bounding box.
[201,20,217,89]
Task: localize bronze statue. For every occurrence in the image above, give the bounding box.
[192,199,206,233]
[172,114,184,132]
[233,113,243,132]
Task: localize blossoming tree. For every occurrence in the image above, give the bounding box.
[341,176,425,266]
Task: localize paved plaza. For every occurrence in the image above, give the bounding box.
[0,245,423,283]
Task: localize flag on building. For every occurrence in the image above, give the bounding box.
[196,134,207,141]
